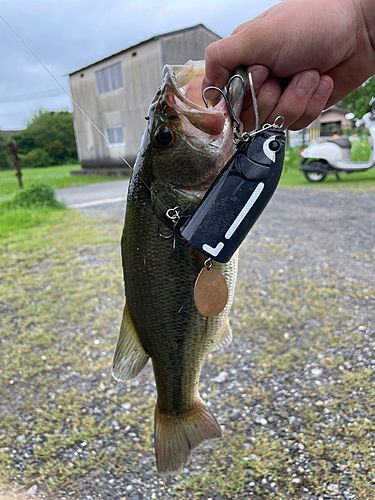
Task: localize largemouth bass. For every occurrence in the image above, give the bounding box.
[112,60,245,474]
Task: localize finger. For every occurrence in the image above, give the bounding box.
[290,75,334,130]
[240,76,283,131]
[266,70,320,129]
[203,40,232,94]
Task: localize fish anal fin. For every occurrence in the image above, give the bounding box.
[112,304,149,381]
[154,398,222,475]
[212,318,233,351]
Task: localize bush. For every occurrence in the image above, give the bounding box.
[0,132,12,171]
[283,146,303,174]
[19,148,53,169]
[13,110,78,165]
[0,144,13,170]
[351,138,371,161]
[9,183,66,209]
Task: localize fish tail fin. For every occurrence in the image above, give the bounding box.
[154,398,222,475]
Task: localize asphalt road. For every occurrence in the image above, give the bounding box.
[56,180,129,214]
[247,186,375,287]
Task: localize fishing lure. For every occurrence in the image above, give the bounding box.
[178,74,286,263]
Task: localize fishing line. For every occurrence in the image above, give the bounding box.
[177,85,218,105]
[0,14,172,211]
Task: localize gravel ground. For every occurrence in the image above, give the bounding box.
[1,186,374,500]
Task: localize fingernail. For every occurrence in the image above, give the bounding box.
[250,67,269,89]
[296,71,317,96]
[314,80,330,98]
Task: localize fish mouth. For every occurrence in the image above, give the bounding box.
[162,61,229,137]
[152,61,245,194]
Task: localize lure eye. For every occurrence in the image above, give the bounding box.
[154,126,174,147]
[269,140,280,152]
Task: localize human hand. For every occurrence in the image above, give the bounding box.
[203,0,375,131]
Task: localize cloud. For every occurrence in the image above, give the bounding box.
[0,0,278,129]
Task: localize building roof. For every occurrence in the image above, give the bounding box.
[69,23,220,76]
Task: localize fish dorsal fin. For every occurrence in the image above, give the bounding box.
[211,318,233,351]
[112,304,149,381]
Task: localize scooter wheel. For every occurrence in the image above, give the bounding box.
[304,170,326,183]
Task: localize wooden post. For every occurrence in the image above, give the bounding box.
[8,140,23,189]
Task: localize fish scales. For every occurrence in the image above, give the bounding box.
[112,60,244,474]
[124,201,236,413]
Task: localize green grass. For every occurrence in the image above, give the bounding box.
[0,164,127,198]
[0,182,67,238]
[0,199,65,238]
[0,210,128,491]
[280,139,375,189]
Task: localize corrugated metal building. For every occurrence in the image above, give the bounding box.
[69,24,220,173]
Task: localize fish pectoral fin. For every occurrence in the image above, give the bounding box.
[154,398,222,475]
[212,318,233,351]
[111,304,149,381]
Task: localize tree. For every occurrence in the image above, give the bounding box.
[0,130,13,170]
[12,110,78,165]
[340,76,375,118]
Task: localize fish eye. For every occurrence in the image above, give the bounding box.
[168,114,178,120]
[154,126,174,147]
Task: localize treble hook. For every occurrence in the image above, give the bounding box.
[157,222,185,249]
[157,206,183,249]
[202,74,245,134]
[202,72,265,139]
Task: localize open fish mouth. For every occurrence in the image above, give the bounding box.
[162,60,229,137]
[149,61,245,194]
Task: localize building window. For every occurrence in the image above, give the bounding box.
[106,126,125,145]
[321,121,342,136]
[95,62,124,95]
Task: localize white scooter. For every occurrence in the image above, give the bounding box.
[300,98,375,182]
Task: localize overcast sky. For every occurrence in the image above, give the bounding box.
[0,0,280,131]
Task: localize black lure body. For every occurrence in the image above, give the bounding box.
[178,128,286,263]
